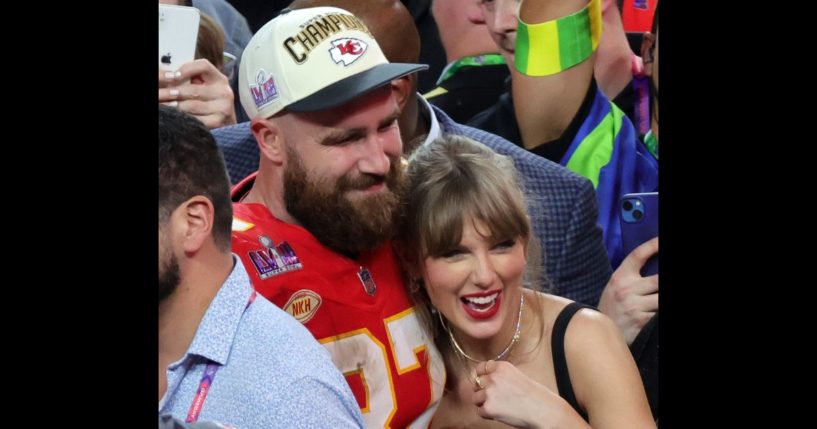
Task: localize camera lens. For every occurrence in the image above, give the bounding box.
[622,200,633,211]
[633,209,643,220]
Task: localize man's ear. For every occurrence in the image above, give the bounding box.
[251,117,285,164]
[641,32,656,77]
[391,75,414,112]
[178,195,215,255]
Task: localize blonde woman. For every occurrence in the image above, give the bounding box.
[397,135,655,428]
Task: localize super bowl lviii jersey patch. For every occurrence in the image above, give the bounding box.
[245,235,303,280]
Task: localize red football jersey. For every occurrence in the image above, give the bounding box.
[231,180,444,428]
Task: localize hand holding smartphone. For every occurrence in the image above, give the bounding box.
[620,192,658,276]
[159,4,200,72]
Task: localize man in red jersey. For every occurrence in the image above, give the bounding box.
[230,6,444,428]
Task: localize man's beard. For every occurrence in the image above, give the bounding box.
[283,148,404,257]
[158,248,180,303]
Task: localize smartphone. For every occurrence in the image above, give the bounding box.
[620,192,658,276]
[159,4,200,71]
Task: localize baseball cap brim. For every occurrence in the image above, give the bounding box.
[286,62,428,112]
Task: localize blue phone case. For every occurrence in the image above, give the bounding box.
[620,192,658,276]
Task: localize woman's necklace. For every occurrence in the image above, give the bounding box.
[440,292,525,363]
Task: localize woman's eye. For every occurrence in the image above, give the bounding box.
[494,239,516,250]
[440,248,464,258]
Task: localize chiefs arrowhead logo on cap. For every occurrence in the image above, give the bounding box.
[329,38,368,66]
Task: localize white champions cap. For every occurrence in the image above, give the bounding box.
[238,6,428,119]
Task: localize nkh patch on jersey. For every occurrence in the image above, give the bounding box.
[282,289,322,323]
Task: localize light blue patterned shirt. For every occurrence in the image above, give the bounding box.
[159,257,363,428]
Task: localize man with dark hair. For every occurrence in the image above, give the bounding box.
[158,105,234,256]
[158,105,363,428]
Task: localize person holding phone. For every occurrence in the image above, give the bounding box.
[599,7,660,420]
[599,3,660,350]
[159,1,238,129]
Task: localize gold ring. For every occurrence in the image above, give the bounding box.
[475,375,485,390]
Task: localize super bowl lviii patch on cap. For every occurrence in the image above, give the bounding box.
[249,69,279,111]
[238,6,427,119]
